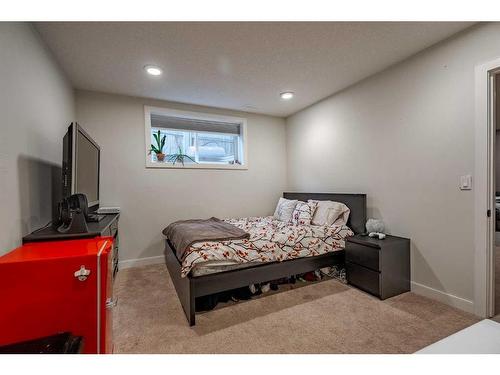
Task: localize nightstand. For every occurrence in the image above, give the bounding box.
[345,234,410,299]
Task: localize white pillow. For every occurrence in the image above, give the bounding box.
[309,200,350,226]
[273,198,298,222]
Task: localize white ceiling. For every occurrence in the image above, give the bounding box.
[35,22,474,117]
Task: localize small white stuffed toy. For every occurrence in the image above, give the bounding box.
[366,219,386,240]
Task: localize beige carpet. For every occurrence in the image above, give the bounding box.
[113,263,478,354]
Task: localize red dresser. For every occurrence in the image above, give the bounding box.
[0,237,115,354]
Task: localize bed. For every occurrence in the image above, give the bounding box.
[164,192,367,326]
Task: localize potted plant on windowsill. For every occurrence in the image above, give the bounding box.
[149,130,166,162]
[167,146,197,166]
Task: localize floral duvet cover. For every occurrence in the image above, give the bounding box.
[181,216,353,277]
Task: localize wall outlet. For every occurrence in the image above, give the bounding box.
[460,175,472,190]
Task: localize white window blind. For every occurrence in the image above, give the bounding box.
[145,106,247,169]
[151,114,241,135]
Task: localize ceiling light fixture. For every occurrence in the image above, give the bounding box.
[144,65,162,76]
[280,91,294,100]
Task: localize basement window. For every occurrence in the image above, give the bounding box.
[144,106,247,170]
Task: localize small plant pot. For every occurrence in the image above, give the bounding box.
[156,153,165,162]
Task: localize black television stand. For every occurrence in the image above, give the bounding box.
[23,213,120,277]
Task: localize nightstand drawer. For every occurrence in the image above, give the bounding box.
[345,241,380,271]
[346,262,380,297]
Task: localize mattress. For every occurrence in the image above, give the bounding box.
[182,216,353,277]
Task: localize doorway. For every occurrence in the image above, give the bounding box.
[495,74,500,320]
[474,58,500,319]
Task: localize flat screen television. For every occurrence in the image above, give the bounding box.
[62,123,100,210]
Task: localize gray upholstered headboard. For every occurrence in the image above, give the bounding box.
[283,192,367,234]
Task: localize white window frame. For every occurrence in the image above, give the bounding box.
[144,105,248,170]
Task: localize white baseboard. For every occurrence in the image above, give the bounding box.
[119,255,164,270]
[411,281,474,314]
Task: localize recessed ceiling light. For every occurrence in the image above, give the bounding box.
[280,91,294,100]
[144,65,162,76]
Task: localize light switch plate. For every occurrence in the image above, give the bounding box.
[460,175,472,190]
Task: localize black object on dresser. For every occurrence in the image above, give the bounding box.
[345,234,410,299]
[23,213,120,278]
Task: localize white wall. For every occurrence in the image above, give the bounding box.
[286,23,500,310]
[0,23,75,255]
[75,90,287,265]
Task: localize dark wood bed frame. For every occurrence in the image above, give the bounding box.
[164,192,367,326]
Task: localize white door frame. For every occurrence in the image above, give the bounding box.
[474,58,499,318]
